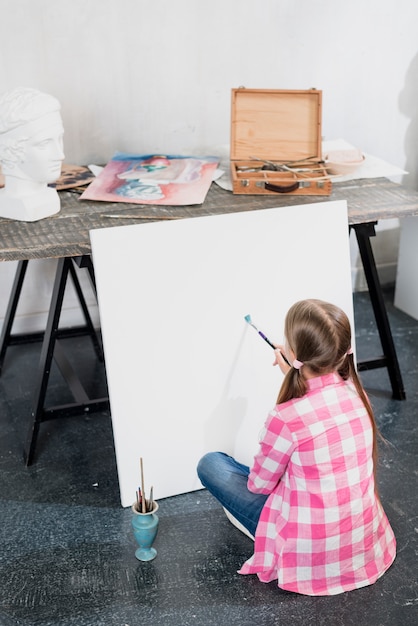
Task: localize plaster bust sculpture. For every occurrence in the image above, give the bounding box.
[0,87,65,221]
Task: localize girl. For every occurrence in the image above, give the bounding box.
[197,299,396,596]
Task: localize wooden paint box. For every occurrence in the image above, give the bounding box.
[230,88,332,196]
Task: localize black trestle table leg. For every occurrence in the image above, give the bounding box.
[352,222,405,400]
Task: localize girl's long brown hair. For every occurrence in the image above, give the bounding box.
[277,299,380,474]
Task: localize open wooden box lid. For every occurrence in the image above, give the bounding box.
[230,88,323,163]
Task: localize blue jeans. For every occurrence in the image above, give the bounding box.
[197,451,268,537]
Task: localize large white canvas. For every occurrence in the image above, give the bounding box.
[395,216,418,320]
[90,201,353,507]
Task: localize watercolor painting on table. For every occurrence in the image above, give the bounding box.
[79,153,219,205]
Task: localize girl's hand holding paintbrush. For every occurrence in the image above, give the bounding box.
[244,314,291,373]
[272,344,292,375]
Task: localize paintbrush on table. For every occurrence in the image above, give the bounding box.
[102,214,180,220]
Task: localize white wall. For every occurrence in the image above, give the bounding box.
[0,0,417,331]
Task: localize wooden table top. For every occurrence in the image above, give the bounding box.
[1,177,418,262]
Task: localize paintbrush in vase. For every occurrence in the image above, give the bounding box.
[140,457,147,513]
[148,486,154,512]
[138,458,156,513]
[135,487,142,512]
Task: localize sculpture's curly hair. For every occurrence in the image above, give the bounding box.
[0,87,60,166]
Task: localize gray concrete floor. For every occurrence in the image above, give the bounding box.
[0,288,416,626]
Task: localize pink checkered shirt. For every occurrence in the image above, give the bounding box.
[239,373,396,595]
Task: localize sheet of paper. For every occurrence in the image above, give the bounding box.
[322,138,406,182]
[80,153,219,205]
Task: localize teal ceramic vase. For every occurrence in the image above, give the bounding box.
[131,502,159,561]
